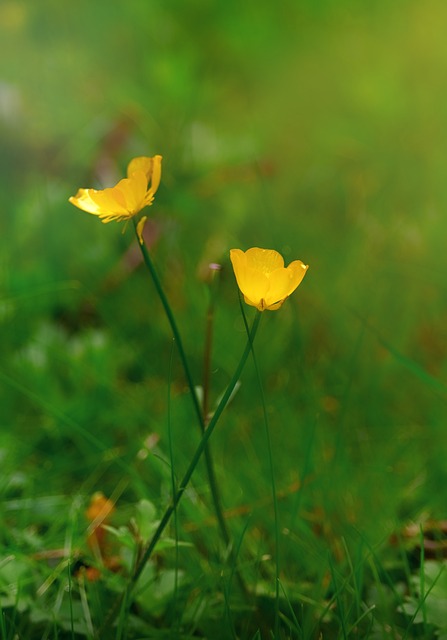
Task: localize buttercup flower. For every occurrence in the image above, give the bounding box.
[230,247,308,311]
[69,155,162,223]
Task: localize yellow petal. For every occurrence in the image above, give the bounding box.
[127,156,154,180]
[263,262,308,309]
[243,265,271,309]
[150,155,162,194]
[88,186,128,216]
[230,249,269,310]
[69,189,102,214]
[114,171,148,213]
[243,293,265,311]
[245,248,284,275]
[230,250,250,298]
[136,215,148,245]
[286,260,309,292]
[264,300,283,311]
[127,155,162,195]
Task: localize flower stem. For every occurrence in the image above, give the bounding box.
[97,312,261,636]
[133,220,200,420]
[167,339,180,635]
[240,301,280,635]
[133,221,232,556]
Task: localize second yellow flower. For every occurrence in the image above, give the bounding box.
[230,247,308,311]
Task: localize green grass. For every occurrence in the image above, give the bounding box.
[2,0,447,637]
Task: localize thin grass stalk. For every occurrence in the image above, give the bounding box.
[202,270,249,596]
[200,274,234,553]
[167,339,181,635]
[66,533,75,640]
[340,537,362,624]
[77,574,94,640]
[279,581,303,638]
[0,606,6,640]
[327,555,348,640]
[223,515,252,640]
[202,275,217,427]
[419,525,427,628]
[403,563,443,640]
[67,561,75,640]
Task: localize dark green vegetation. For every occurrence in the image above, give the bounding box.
[2,0,447,637]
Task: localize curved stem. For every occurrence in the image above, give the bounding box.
[240,300,280,634]
[133,220,202,422]
[133,221,231,552]
[166,339,180,634]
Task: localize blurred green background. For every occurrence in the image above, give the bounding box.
[2,0,447,634]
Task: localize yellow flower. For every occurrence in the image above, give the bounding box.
[69,155,162,223]
[230,247,308,311]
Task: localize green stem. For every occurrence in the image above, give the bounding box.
[98,312,261,636]
[133,220,201,421]
[133,221,232,554]
[240,301,280,635]
[167,339,180,636]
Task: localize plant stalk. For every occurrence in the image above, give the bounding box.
[240,300,280,635]
[133,221,232,555]
[201,267,249,595]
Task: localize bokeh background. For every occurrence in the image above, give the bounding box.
[2,0,447,634]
